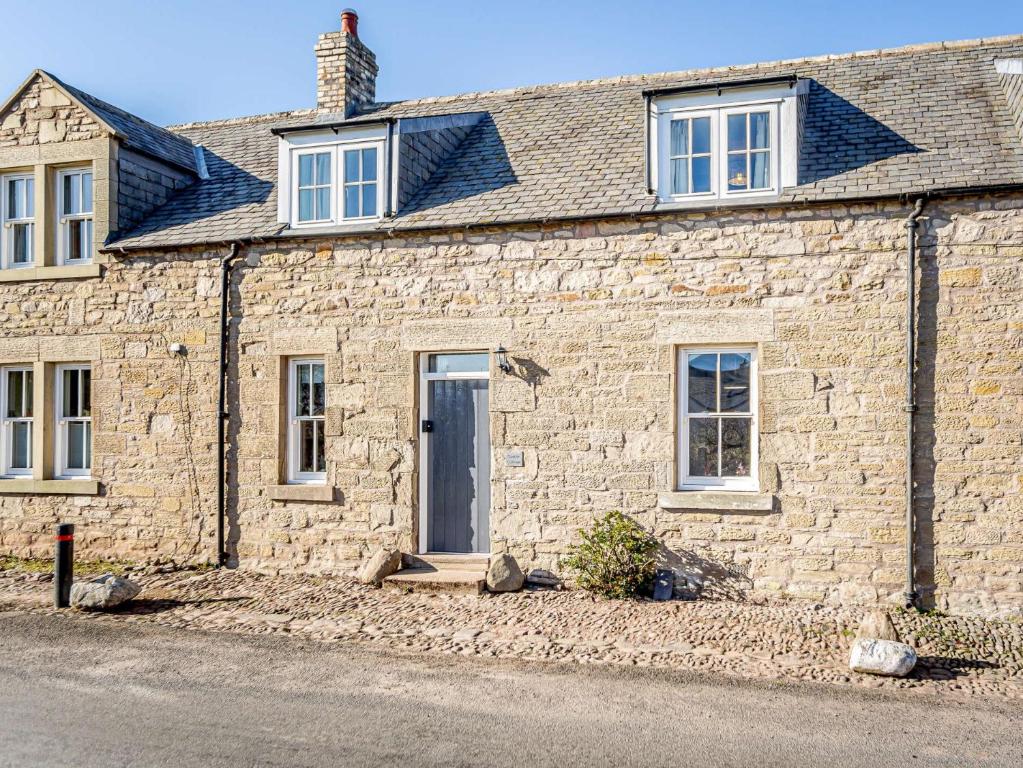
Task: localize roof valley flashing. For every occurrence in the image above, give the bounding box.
[5,10,1020,250]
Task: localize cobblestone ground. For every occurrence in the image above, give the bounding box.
[2,567,1021,699]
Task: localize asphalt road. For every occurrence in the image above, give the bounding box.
[0,612,1020,768]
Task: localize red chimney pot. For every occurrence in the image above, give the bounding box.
[341,8,359,38]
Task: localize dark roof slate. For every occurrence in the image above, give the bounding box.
[47,72,198,174]
[110,35,1023,249]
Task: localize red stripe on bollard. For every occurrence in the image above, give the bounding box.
[55,534,74,542]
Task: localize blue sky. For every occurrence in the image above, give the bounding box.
[3,0,1022,126]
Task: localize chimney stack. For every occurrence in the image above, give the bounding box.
[315,8,378,116]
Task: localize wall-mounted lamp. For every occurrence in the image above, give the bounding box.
[494,345,512,374]
[169,343,186,356]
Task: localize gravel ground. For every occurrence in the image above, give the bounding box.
[2,566,1021,699]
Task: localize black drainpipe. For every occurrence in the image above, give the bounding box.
[217,242,242,567]
[904,198,926,608]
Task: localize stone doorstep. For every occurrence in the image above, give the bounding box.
[385,552,490,594]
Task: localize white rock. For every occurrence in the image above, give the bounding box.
[849,638,917,677]
[70,574,141,610]
[486,554,524,592]
[358,548,401,585]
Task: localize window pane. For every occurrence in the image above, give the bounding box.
[84,422,92,470]
[692,156,711,194]
[315,153,331,185]
[13,224,31,264]
[751,151,770,190]
[720,353,751,412]
[315,421,325,473]
[63,369,79,418]
[687,353,717,412]
[750,112,770,149]
[7,371,22,418]
[344,150,360,184]
[344,185,359,218]
[670,119,688,157]
[300,420,315,473]
[361,183,377,217]
[670,159,689,195]
[82,173,93,213]
[428,353,490,373]
[298,154,314,187]
[24,370,33,417]
[727,114,747,151]
[727,154,748,191]
[297,363,310,417]
[361,148,377,181]
[63,174,81,215]
[81,369,91,417]
[316,187,330,220]
[692,117,711,155]
[721,418,752,477]
[6,179,16,219]
[688,418,719,478]
[311,363,325,417]
[67,421,86,469]
[298,189,314,221]
[67,221,83,261]
[12,421,31,469]
[25,178,34,217]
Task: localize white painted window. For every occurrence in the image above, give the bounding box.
[342,145,379,220]
[287,358,326,484]
[2,174,35,269]
[55,364,91,478]
[295,150,332,224]
[677,348,758,491]
[286,135,384,228]
[1,366,33,476]
[653,81,806,202]
[57,167,93,265]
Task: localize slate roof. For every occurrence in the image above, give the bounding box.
[108,35,1023,250]
[45,72,198,174]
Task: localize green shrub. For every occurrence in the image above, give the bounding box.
[563,511,659,599]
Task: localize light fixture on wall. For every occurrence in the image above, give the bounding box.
[494,346,512,373]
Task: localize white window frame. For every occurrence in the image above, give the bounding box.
[56,166,94,266]
[1,365,33,477]
[720,104,777,198]
[655,96,785,202]
[677,347,759,492]
[55,363,91,479]
[291,148,334,225]
[666,110,716,199]
[340,142,383,222]
[287,138,385,229]
[287,357,326,484]
[2,173,35,270]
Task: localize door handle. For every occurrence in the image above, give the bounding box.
[421,420,434,433]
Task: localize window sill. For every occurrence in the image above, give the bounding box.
[0,263,101,283]
[268,484,336,502]
[658,490,775,513]
[0,478,99,495]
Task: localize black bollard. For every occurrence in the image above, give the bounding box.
[54,523,75,608]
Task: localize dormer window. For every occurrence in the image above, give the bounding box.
[282,126,387,228]
[650,78,804,203]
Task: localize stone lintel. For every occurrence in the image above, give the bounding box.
[0,479,99,495]
[654,309,775,345]
[0,263,102,284]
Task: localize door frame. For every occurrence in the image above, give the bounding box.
[417,352,491,555]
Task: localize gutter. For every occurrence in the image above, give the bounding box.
[904,197,927,608]
[216,242,243,567]
[642,74,798,98]
[269,116,397,136]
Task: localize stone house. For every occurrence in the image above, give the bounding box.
[0,10,1021,617]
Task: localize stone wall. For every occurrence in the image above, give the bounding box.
[0,78,104,147]
[0,197,1020,617]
